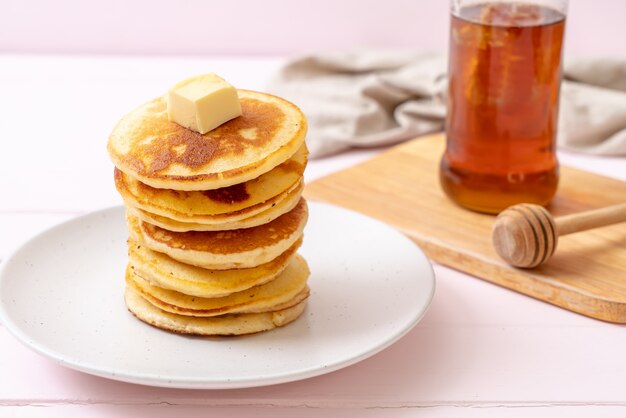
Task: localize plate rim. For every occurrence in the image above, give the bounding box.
[0,201,435,389]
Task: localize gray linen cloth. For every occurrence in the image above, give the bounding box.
[267,51,626,158]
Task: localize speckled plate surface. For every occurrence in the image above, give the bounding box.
[0,202,435,389]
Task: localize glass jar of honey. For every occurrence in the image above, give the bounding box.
[440,0,568,214]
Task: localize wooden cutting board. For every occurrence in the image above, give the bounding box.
[305,134,626,323]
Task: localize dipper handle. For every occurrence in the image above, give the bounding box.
[492,203,626,268]
[556,203,626,236]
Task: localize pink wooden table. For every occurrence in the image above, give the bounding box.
[1,55,625,417]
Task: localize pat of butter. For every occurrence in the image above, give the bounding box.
[167,73,242,134]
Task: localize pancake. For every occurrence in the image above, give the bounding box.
[125,286,307,336]
[126,253,310,317]
[107,90,307,191]
[128,198,308,270]
[114,143,307,222]
[132,180,303,231]
[128,238,301,298]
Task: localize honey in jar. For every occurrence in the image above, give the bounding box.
[440,1,566,214]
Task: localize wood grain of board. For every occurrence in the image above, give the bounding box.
[305,134,626,323]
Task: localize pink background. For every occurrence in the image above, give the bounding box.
[1,0,625,58]
[2,1,626,416]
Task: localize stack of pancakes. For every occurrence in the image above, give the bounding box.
[107,89,310,335]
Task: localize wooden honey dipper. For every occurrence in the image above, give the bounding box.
[492,203,626,268]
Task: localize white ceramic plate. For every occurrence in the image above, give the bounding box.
[0,201,435,389]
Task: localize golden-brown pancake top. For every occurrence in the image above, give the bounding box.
[107,90,307,190]
[137,198,308,254]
